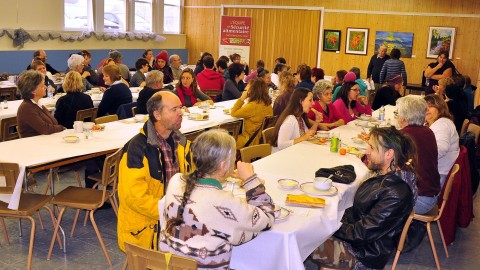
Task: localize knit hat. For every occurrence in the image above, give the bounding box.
[343,71,357,82]
[386,74,403,85]
[156,51,168,62]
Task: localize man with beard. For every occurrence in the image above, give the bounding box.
[117,91,193,252]
[307,127,418,270]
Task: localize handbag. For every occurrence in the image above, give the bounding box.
[315,165,356,184]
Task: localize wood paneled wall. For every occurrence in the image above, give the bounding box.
[185,0,480,84]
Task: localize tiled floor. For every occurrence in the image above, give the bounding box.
[1,169,479,270]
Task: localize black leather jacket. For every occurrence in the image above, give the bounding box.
[334,172,415,269]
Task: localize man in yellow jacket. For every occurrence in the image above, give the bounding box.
[117,91,193,252]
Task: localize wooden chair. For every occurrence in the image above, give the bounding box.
[0,162,60,270]
[0,87,17,101]
[1,116,19,141]
[47,148,123,267]
[391,210,415,270]
[467,123,480,144]
[259,115,277,143]
[459,119,469,137]
[94,114,119,124]
[219,120,242,141]
[203,89,222,100]
[76,107,98,122]
[184,129,204,142]
[262,127,275,145]
[124,242,197,270]
[131,106,137,116]
[240,144,272,163]
[413,163,460,270]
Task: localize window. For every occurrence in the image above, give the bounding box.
[64,0,181,34]
[64,0,92,31]
[164,0,181,34]
[104,0,126,31]
[134,0,153,32]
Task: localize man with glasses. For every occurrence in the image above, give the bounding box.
[26,50,61,76]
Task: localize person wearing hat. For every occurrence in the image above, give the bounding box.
[331,71,357,102]
[154,50,174,84]
[371,74,403,110]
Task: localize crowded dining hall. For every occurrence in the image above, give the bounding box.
[0,1,479,269]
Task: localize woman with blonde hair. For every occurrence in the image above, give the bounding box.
[424,94,459,188]
[273,71,295,116]
[231,78,273,148]
[54,71,94,128]
[160,129,274,269]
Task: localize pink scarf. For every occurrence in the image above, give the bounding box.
[177,86,197,106]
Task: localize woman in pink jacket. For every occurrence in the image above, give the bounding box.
[332,81,372,124]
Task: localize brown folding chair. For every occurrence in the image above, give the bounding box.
[47,148,123,267]
[0,163,59,270]
[131,106,137,116]
[262,127,275,145]
[413,163,460,270]
[203,89,222,100]
[219,120,242,141]
[459,119,469,137]
[259,115,277,143]
[239,144,272,163]
[94,114,119,124]
[0,87,17,101]
[1,116,19,141]
[124,242,197,270]
[76,107,98,122]
[391,210,415,270]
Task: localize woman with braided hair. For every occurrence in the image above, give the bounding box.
[159,129,275,269]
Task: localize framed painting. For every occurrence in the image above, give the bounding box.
[427,27,455,59]
[345,28,368,55]
[374,31,414,58]
[323,29,341,52]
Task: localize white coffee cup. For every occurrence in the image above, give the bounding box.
[73,121,83,133]
[314,177,332,190]
[135,114,146,122]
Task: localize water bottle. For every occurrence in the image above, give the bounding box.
[47,86,54,98]
[379,106,385,122]
[425,77,430,86]
[330,132,340,153]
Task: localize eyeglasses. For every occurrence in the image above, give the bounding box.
[350,88,360,92]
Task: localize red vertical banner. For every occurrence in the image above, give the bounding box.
[219,16,252,64]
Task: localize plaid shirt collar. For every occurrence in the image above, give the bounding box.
[144,121,180,183]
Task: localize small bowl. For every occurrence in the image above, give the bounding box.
[357,120,368,127]
[314,177,332,190]
[63,135,79,143]
[278,179,299,190]
[316,131,330,139]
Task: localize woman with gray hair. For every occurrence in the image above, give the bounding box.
[160,129,274,269]
[307,80,344,130]
[16,70,65,138]
[397,95,440,214]
[65,54,94,91]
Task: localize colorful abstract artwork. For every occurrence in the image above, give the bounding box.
[375,31,414,58]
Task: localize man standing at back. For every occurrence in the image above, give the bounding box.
[308,127,417,270]
[196,55,225,98]
[117,91,193,252]
[367,45,390,91]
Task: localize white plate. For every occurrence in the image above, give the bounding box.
[63,136,79,143]
[277,179,299,190]
[275,208,290,221]
[351,137,365,144]
[300,182,338,197]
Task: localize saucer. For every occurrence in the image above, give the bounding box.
[351,137,365,144]
[275,208,290,221]
[300,182,338,197]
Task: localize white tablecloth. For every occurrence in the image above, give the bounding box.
[0,99,240,209]
[228,141,368,269]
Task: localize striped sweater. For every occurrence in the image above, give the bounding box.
[159,173,275,270]
[379,59,407,86]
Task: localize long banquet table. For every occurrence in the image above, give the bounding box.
[0,99,239,209]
